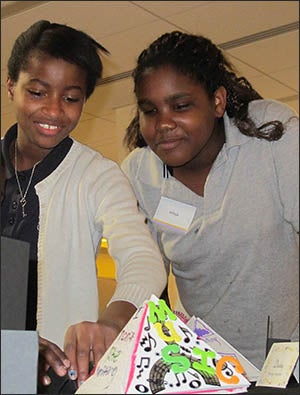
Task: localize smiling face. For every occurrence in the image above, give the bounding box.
[7,51,87,155]
[137,65,227,169]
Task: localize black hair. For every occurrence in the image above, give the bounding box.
[7,20,110,99]
[124,31,284,151]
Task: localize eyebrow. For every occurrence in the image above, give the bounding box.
[138,92,192,106]
[27,78,84,93]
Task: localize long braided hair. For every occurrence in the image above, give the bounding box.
[124,31,284,151]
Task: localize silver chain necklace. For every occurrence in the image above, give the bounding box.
[14,141,40,218]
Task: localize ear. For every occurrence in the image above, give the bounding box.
[214,86,227,118]
[7,77,15,101]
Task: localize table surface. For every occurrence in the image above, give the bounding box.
[38,373,299,395]
[240,381,300,395]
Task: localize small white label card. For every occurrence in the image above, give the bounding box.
[256,342,299,388]
[153,196,196,232]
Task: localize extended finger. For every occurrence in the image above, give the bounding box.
[64,324,92,385]
[76,336,93,385]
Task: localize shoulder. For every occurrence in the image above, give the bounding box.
[121,147,152,172]
[249,101,299,167]
[122,147,146,162]
[248,99,298,126]
[69,139,122,174]
[121,147,163,186]
[71,139,103,158]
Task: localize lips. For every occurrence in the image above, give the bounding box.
[38,123,58,130]
[157,139,182,151]
[36,122,61,136]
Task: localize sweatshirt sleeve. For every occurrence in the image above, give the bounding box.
[271,113,299,232]
[249,100,299,231]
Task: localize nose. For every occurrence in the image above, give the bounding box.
[156,112,176,132]
[41,96,63,118]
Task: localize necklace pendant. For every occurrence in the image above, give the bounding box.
[14,140,40,220]
[20,197,27,218]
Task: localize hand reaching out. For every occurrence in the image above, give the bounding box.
[63,300,136,387]
[63,320,119,386]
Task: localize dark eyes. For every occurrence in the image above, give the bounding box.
[27,89,81,103]
[141,107,157,115]
[175,103,191,110]
[140,102,191,115]
[28,89,42,97]
[64,97,80,103]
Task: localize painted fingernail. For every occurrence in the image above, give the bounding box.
[79,380,85,386]
[68,369,77,380]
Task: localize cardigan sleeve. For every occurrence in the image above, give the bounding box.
[93,158,167,308]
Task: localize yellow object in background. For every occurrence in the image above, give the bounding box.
[101,238,108,249]
[96,239,180,313]
[96,238,116,279]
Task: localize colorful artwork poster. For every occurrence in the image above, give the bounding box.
[125,295,250,394]
[187,316,261,382]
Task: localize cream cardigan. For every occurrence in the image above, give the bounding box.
[35,139,166,348]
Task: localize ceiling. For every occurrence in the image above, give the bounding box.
[1,1,299,164]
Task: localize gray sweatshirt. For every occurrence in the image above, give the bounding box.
[121,99,299,369]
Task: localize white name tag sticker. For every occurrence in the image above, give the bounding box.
[153,196,196,232]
